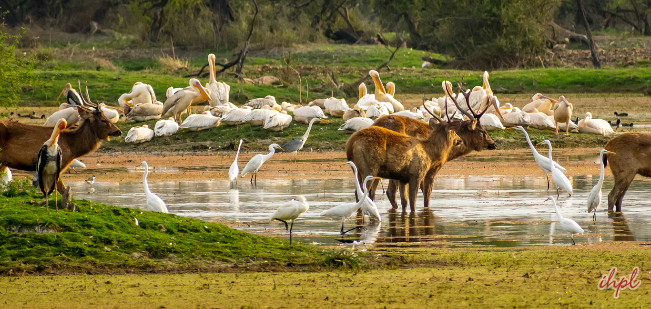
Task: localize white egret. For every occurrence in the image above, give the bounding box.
[270,195,309,245]
[37,118,66,213]
[229,139,244,183]
[587,149,616,221]
[515,126,566,189]
[139,161,168,213]
[542,139,573,198]
[546,196,583,245]
[320,175,382,234]
[347,162,381,223]
[241,143,283,185]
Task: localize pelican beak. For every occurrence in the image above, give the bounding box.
[194,82,212,101]
[482,71,489,90]
[124,98,134,107]
[491,97,505,121]
[369,70,386,95]
[358,84,366,99]
[445,81,454,99]
[579,115,590,128]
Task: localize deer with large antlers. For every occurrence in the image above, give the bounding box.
[368,81,499,209]
[1,106,122,193]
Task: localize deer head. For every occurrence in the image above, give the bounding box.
[77,106,122,140]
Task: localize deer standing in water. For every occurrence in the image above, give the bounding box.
[604,133,651,212]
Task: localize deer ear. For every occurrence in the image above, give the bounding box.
[78,106,92,119]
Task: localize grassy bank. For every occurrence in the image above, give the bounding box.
[0,180,342,274]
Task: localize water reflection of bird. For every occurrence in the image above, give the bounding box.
[587,149,615,221]
[270,195,309,245]
[139,161,168,213]
[359,222,382,245]
[37,118,66,213]
[546,196,583,245]
[229,139,244,184]
[347,161,381,223]
[321,176,382,234]
[241,143,282,185]
[515,126,566,189]
[542,140,572,198]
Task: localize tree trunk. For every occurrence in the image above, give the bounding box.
[402,13,422,47]
[577,0,600,69]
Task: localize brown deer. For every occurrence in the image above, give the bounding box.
[346,111,461,212]
[604,133,651,212]
[0,106,122,193]
[370,84,497,209]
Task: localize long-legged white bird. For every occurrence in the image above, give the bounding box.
[270,195,309,245]
[37,118,66,213]
[229,139,244,184]
[587,149,616,221]
[139,161,168,213]
[241,143,283,185]
[546,196,583,245]
[321,175,382,234]
[542,139,573,198]
[347,162,381,223]
[515,126,566,189]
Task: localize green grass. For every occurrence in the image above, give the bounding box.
[0,179,336,273]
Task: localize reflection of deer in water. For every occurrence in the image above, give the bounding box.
[609,212,636,241]
[604,133,651,212]
[384,209,437,243]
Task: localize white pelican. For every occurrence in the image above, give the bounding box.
[263,111,292,131]
[139,161,168,213]
[515,126,566,188]
[479,113,505,130]
[98,106,120,123]
[161,79,211,123]
[422,100,441,118]
[392,110,425,120]
[154,118,179,136]
[553,96,573,135]
[369,70,404,111]
[119,82,156,114]
[528,111,556,130]
[205,54,230,106]
[542,139,573,198]
[125,125,154,143]
[245,96,277,109]
[126,102,164,122]
[1,166,12,186]
[320,175,382,233]
[578,112,615,135]
[206,105,233,117]
[278,118,322,160]
[324,97,350,117]
[308,99,327,109]
[500,103,513,114]
[356,83,377,109]
[347,161,381,223]
[244,107,278,126]
[229,139,244,183]
[37,118,66,213]
[339,117,374,132]
[294,106,327,125]
[522,93,557,114]
[343,106,365,120]
[44,108,79,128]
[241,143,283,184]
[502,111,531,127]
[280,102,298,112]
[385,82,396,96]
[467,71,491,111]
[180,111,221,131]
[587,149,616,221]
[221,107,252,125]
[270,195,309,245]
[546,196,583,245]
[365,104,388,119]
[166,86,184,99]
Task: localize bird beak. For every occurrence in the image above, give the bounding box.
[56,86,67,103]
[491,97,505,121]
[358,85,365,99]
[195,83,212,101]
[370,71,386,95]
[544,198,550,202]
[606,151,616,154]
[579,115,590,128]
[372,177,382,180]
[124,98,134,107]
[506,127,516,130]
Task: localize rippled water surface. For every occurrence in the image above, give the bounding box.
[69,174,651,247]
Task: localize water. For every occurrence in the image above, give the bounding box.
[69,175,651,247]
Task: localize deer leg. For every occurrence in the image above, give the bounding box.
[608,171,635,212]
[386,180,399,209]
[421,178,435,208]
[56,178,66,194]
[399,182,408,211]
[408,179,419,213]
[368,179,380,201]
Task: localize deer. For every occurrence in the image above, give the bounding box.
[604,132,651,212]
[0,106,122,193]
[369,81,497,209]
[346,107,462,212]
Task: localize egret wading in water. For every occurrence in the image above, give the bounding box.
[229,139,244,185]
[37,118,67,213]
[546,196,583,245]
[542,140,573,198]
[587,149,616,221]
[514,126,566,189]
[241,143,283,185]
[139,161,168,213]
[270,195,309,245]
[320,175,382,234]
[277,117,323,162]
[347,161,381,223]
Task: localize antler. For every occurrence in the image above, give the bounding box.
[77,80,87,106]
[422,101,442,122]
[84,81,99,109]
[444,81,473,120]
[460,90,478,118]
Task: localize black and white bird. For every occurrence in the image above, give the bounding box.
[37,118,67,213]
[85,175,96,186]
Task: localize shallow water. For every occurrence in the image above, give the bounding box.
[69,174,651,247]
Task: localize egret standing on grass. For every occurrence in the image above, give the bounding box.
[241,143,283,185]
[1,166,12,186]
[229,139,244,184]
[277,117,323,161]
[542,139,573,198]
[347,161,381,223]
[37,118,66,213]
[321,176,382,234]
[270,195,309,245]
[587,149,616,221]
[515,126,567,189]
[140,161,168,213]
[546,196,583,245]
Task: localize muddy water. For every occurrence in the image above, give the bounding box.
[69,174,651,247]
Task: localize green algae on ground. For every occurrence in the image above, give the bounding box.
[0,180,332,274]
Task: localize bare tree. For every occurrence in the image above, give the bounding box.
[577,0,600,69]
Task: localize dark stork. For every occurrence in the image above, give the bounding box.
[37,118,67,213]
[56,83,85,107]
